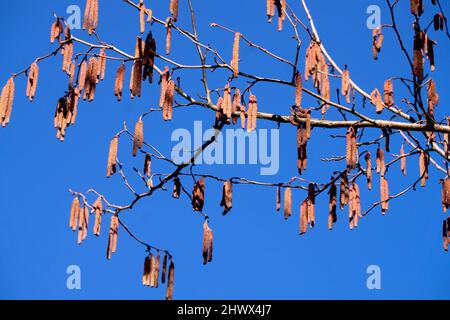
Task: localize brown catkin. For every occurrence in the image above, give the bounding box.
[69,197,80,231]
[165,19,172,56]
[307,183,316,228]
[427,78,439,117]
[267,0,275,23]
[413,30,424,80]
[132,118,144,157]
[276,186,281,212]
[371,88,383,114]
[98,48,107,81]
[376,147,385,176]
[107,136,118,178]
[85,57,98,101]
[154,253,160,288]
[232,89,241,125]
[443,219,449,252]
[231,32,240,78]
[26,63,39,102]
[346,127,357,170]
[130,37,144,99]
[78,61,87,93]
[328,183,337,230]
[372,27,383,60]
[107,215,119,260]
[340,171,349,210]
[142,256,150,286]
[383,79,394,107]
[380,176,389,214]
[295,72,302,107]
[299,200,308,235]
[144,154,152,177]
[93,197,102,236]
[202,221,213,265]
[400,144,407,176]
[160,66,170,108]
[170,0,179,21]
[192,177,205,212]
[442,177,450,212]
[172,177,181,199]
[149,254,156,287]
[419,151,429,187]
[365,152,372,190]
[165,260,175,300]
[143,32,156,83]
[341,70,351,104]
[223,84,232,121]
[114,63,125,102]
[139,3,146,34]
[161,254,168,284]
[283,187,292,220]
[0,77,15,128]
[220,180,233,215]
[247,94,258,132]
[163,80,175,121]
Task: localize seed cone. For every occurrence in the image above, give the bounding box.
[328,183,337,230]
[69,197,80,231]
[165,260,175,300]
[283,187,292,220]
[93,197,102,236]
[220,180,233,215]
[132,118,144,157]
[192,177,205,212]
[231,32,240,78]
[107,136,119,178]
[365,152,372,190]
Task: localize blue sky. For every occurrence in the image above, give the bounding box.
[0,0,449,299]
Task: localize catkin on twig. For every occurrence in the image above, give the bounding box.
[419,151,429,187]
[163,80,175,121]
[223,84,232,121]
[93,197,102,236]
[400,144,407,176]
[307,183,316,228]
[161,254,168,284]
[383,79,394,107]
[192,177,205,212]
[346,127,357,170]
[170,0,179,22]
[443,219,449,252]
[165,260,175,300]
[365,152,372,190]
[376,147,386,176]
[160,66,170,108]
[232,89,241,125]
[139,2,146,34]
[372,27,383,60]
[349,183,361,229]
[413,30,424,80]
[220,180,233,215]
[283,187,292,220]
[328,183,337,230]
[442,177,450,212]
[299,200,308,235]
[142,255,151,286]
[276,186,281,212]
[130,37,144,99]
[231,33,240,78]
[83,0,98,35]
[247,94,258,132]
[0,77,15,128]
[267,0,275,23]
[107,215,119,260]
[132,118,144,157]
[202,221,213,264]
[380,176,389,214]
[172,177,181,199]
[107,136,118,178]
[341,70,351,104]
[340,171,349,210]
[114,63,125,102]
[371,88,383,114]
[26,63,39,102]
[69,197,80,231]
[165,18,172,56]
[143,154,152,178]
[427,78,439,117]
[295,72,302,107]
[143,32,156,83]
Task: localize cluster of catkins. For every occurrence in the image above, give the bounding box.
[142,251,175,300]
[266,0,287,31]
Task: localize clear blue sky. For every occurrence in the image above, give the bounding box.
[0,0,449,299]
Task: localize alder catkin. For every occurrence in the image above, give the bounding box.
[107,215,119,260]
[328,183,337,230]
[130,37,144,99]
[170,0,179,22]
[400,144,407,176]
[69,197,80,231]
[142,255,150,286]
[267,0,275,23]
[340,171,349,210]
[220,180,233,215]
[93,197,102,236]
[165,260,175,300]
[380,176,389,214]
[232,88,241,125]
[172,177,181,199]
[346,127,357,170]
[165,19,172,56]
[132,118,144,157]
[419,151,429,187]
[114,63,125,102]
[154,253,160,288]
[223,84,232,121]
[376,147,385,176]
[192,177,205,212]
[299,200,308,235]
[202,221,213,265]
[26,63,39,102]
[383,79,394,107]
[295,72,302,107]
[307,183,316,228]
[365,152,372,190]
[160,66,170,108]
[247,94,258,132]
[371,88,383,114]
[163,80,175,121]
[442,177,450,212]
[427,78,439,117]
[443,219,449,252]
[372,27,383,60]
[341,70,351,104]
[107,136,118,178]
[0,77,15,128]
[276,186,281,212]
[139,2,146,34]
[161,254,168,284]
[231,33,240,78]
[283,187,292,220]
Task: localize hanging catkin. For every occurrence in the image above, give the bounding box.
[220,180,233,215]
[247,94,258,132]
[165,18,172,56]
[170,0,179,22]
[400,144,407,176]
[346,127,357,170]
[349,183,361,230]
[114,63,125,102]
[419,151,429,187]
[160,66,170,108]
[410,0,424,16]
[69,197,80,231]
[202,221,213,265]
[98,48,107,81]
[163,80,175,121]
[413,30,424,80]
[107,215,119,260]
[231,32,240,78]
[142,255,151,286]
[62,42,74,73]
[340,171,349,210]
[154,253,160,288]
[371,88,383,114]
[267,0,275,23]
[283,187,292,220]
[78,61,87,94]
[442,177,450,212]
[149,254,156,287]
[307,183,316,228]
[328,183,337,230]
[107,136,118,178]
[232,89,241,125]
[192,177,205,212]
[130,37,143,99]
[82,0,98,35]
[50,18,63,43]
[132,118,144,157]
[276,186,281,212]
[443,219,449,252]
[365,152,372,190]
[295,72,302,107]
[297,122,308,175]
[26,63,39,102]
[299,200,308,235]
[165,260,175,300]
[341,70,351,104]
[139,2,146,34]
[383,79,394,107]
[376,147,386,176]
[161,254,168,284]
[93,197,102,236]
[143,154,152,178]
[223,84,232,121]
[372,27,383,60]
[172,177,181,199]
[427,78,439,117]
[143,32,156,83]
[380,176,389,214]
[0,77,15,128]
[83,57,98,101]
